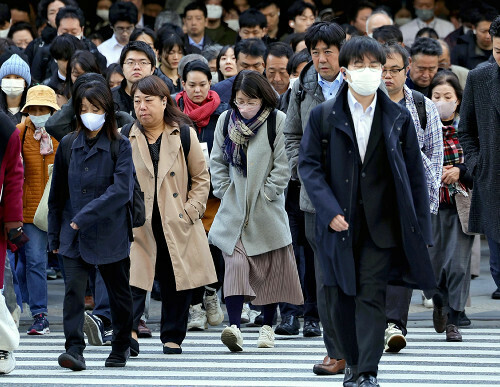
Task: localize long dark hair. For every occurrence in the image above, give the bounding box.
[131,75,192,128]
[72,73,118,141]
[65,50,100,98]
[230,70,278,111]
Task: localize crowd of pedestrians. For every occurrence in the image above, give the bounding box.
[0,1,499,386]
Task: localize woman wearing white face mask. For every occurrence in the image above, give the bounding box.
[0,53,31,125]
[428,70,474,343]
[209,70,303,352]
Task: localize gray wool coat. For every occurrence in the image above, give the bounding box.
[458,63,500,243]
[208,110,292,256]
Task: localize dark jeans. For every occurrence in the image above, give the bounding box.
[487,236,500,289]
[279,180,319,322]
[385,285,413,336]
[62,255,132,355]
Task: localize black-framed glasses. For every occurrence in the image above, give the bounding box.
[382,67,406,76]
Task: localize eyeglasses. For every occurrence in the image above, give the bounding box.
[114,26,135,34]
[234,100,260,107]
[382,66,406,76]
[124,60,152,68]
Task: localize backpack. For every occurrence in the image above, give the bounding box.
[222,109,277,151]
[411,89,427,131]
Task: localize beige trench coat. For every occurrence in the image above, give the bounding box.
[128,122,217,291]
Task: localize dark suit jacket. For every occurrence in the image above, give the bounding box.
[458,63,500,243]
[183,33,214,54]
[298,85,435,296]
[211,76,235,104]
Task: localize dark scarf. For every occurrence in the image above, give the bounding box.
[440,125,467,203]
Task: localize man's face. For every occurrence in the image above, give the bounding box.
[493,37,500,67]
[382,53,408,96]
[122,51,155,84]
[367,14,392,35]
[260,4,279,32]
[351,7,372,34]
[58,18,84,37]
[47,0,65,28]
[475,21,492,50]
[409,54,438,88]
[239,25,267,40]
[184,10,206,37]
[236,52,265,74]
[438,43,450,69]
[113,21,135,45]
[291,8,315,33]
[414,0,434,11]
[311,41,340,82]
[265,54,289,95]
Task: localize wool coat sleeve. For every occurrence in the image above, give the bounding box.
[71,138,134,231]
[209,112,231,199]
[283,79,303,180]
[2,129,23,223]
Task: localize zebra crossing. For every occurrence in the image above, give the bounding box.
[2,326,500,386]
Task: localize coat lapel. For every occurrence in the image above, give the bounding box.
[362,102,382,167]
[130,124,154,178]
[157,125,181,185]
[489,65,500,117]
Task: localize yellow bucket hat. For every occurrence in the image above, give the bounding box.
[21,85,60,113]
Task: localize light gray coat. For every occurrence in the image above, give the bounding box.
[208,110,292,256]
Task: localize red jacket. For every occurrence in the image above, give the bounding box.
[0,113,24,286]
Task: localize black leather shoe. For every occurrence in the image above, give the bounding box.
[275,315,300,335]
[343,365,358,387]
[303,320,321,337]
[492,288,500,300]
[458,311,471,327]
[254,313,277,327]
[356,373,379,387]
[105,348,130,367]
[130,337,139,357]
[432,292,448,333]
[58,352,86,371]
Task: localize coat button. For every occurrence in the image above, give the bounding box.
[411,226,415,232]
[342,237,346,241]
[397,127,401,131]
[84,167,88,172]
[345,122,348,126]
[179,213,183,218]
[348,150,352,154]
[345,179,349,183]
[361,172,366,178]
[343,208,347,212]
[82,189,86,194]
[173,193,178,198]
[170,171,175,176]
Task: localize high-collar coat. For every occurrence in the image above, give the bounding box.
[128,123,217,292]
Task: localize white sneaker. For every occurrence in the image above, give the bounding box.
[247,309,261,327]
[221,325,243,352]
[241,303,250,324]
[203,292,224,326]
[0,350,15,374]
[384,323,406,353]
[422,291,434,308]
[257,325,275,348]
[187,304,207,331]
[11,305,21,328]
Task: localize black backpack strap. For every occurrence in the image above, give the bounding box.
[267,109,277,152]
[222,109,232,138]
[179,124,191,188]
[120,122,134,138]
[62,131,78,170]
[411,89,427,131]
[319,98,337,178]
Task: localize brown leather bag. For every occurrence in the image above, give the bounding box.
[202,197,221,233]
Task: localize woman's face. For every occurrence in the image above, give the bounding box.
[219,47,237,79]
[431,83,458,104]
[71,63,86,84]
[183,71,211,104]
[80,97,105,115]
[234,90,262,119]
[163,45,183,71]
[109,72,124,89]
[28,105,52,116]
[133,89,166,127]
[47,1,66,28]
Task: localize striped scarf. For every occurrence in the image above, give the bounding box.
[222,107,271,176]
[440,125,467,203]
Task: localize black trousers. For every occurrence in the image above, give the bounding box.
[62,255,132,355]
[385,284,413,336]
[326,213,395,375]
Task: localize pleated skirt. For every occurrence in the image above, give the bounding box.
[222,239,304,305]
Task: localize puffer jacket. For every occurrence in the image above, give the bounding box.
[17,117,59,223]
[283,60,325,213]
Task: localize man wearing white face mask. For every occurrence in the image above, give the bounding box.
[204,0,237,46]
[299,36,435,387]
[0,53,31,125]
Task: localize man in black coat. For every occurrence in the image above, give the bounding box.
[299,37,436,387]
[458,16,500,300]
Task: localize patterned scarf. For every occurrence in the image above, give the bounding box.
[222,106,271,176]
[176,90,220,130]
[440,125,467,203]
[33,128,54,156]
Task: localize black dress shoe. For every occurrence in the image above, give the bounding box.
[254,313,277,327]
[130,338,140,357]
[105,348,130,367]
[163,345,182,354]
[275,315,300,335]
[356,373,379,387]
[458,311,471,327]
[492,288,500,300]
[303,320,321,337]
[343,365,358,387]
[432,292,447,333]
[58,352,86,371]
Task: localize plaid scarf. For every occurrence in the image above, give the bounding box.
[440,125,467,203]
[222,106,271,176]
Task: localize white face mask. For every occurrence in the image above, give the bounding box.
[289,77,298,89]
[211,71,219,83]
[395,17,411,26]
[206,4,223,19]
[1,78,25,97]
[30,113,51,129]
[81,112,106,131]
[344,67,382,96]
[0,27,10,38]
[96,9,110,22]
[434,100,457,120]
[226,19,240,32]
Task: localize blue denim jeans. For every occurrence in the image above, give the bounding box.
[487,236,500,289]
[11,223,48,316]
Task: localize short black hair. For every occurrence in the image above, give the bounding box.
[490,15,500,38]
[305,21,345,53]
[183,2,207,18]
[255,1,279,10]
[0,4,9,26]
[239,9,267,29]
[287,48,311,75]
[37,0,78,22]
[470,4,498,27]
[55,6,85,29]
[49,33,85,61]
[156,21,184,39]
[7,22,36,40]
[343,24,361,37]
[130,27,157,44]
[182,59,212,82]
[106,63,124,84]
[284,32,307,52]
[109,2,139,26]
[348,1,375,23]
[383,41,409,67]
[264,42,293,64]
[288,1,316,22]
[410,37,442,58]
[234,38,267,61]
[119,40,157,69]
[372,25,403,44]
[155,31,185,56]
[339,36,385,68]
[230,70,278,110]
[430,69,463,108]
[415,27,438,40]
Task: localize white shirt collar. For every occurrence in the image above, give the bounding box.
[347,88,377,115]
